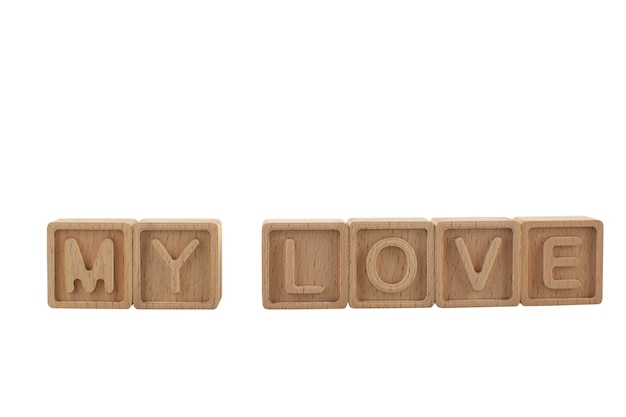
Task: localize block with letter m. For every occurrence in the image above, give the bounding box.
[48,219,134,308]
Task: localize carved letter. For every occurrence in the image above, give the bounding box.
[64,238,114,293]
[366,238,418,293]
[151,239,200,294]
[543,236,581,289]
[285,239,324,294]
[454,237,502,291]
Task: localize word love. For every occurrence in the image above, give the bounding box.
[263,218,603,308]
[48,217,603,309]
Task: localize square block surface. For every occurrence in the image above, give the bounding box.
[434,218,520,307]
[134,220,222,309]
[263,220,348,309]
[48,219,135,308]
[348,219,434,308]
[516,217,602,306]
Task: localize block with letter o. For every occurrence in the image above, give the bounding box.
[348,219,434,308]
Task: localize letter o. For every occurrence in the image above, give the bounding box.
[366,238,418,293]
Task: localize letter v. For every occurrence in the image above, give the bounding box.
[454,237,502,291]
[151,239,200,294]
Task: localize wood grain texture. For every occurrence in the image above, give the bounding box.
[262,220,348,309]
[515,217,602,306]
[133,220,222,309]
[348,219,434,308]
[48,219,135,308]
[433,218,520,308]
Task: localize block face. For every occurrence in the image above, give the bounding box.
[133,220,222,309]
[434,218,520,307]
[267,230,342,303]
[517,217,602,305]
[263,221,348,309]
[348,219,434,308]
[48,220,134,308]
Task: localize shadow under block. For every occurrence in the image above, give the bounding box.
[516,217,602,306]
[133,220,222,309]
[262,220,349,309]
[433,218,521,307]
[48,219,135,308]
[348,219,434,308]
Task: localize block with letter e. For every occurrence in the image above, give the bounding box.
[47,219,135,308]
[516,217,602,306]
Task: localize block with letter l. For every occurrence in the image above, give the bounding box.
[262,220,349,309]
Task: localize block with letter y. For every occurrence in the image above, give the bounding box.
[133,220,222,309]
[433,218,521,307]
[48,219,135,308]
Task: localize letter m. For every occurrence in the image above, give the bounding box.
[64,238,115,293]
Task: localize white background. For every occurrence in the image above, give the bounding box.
[1,1,625,415]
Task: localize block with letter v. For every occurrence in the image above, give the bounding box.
[433,218,521,307]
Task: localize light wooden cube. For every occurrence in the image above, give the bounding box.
[47,219,135,308]
[433,218,521,307]
[348,219,434,308]
[516,217,602,306]
[133,220,222,309]
[262,220,348,309]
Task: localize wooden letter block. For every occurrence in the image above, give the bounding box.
[48,219,135,308]
[516,217,602,306]
[348,219,434,308]
[433,218,520,307]
[262,220,348,309]
[133,220,222,309]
